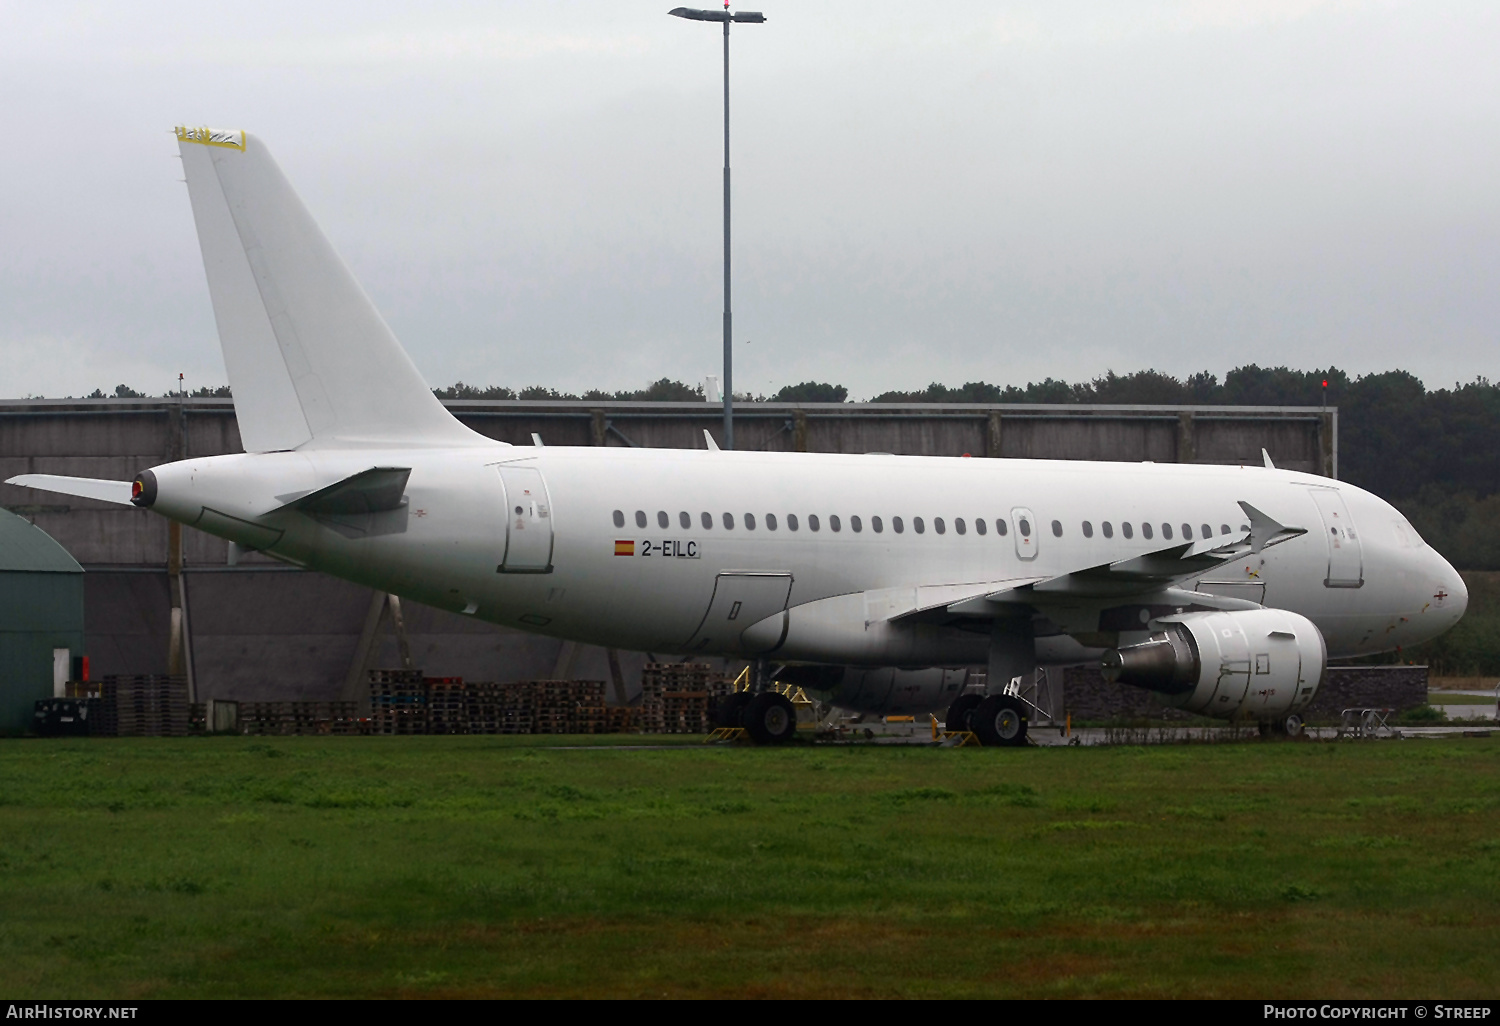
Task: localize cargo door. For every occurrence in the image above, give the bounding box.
[497,464,554,573]
[684,572,793,653]
[1308,488,1363,588]
[1009,507,1039,561]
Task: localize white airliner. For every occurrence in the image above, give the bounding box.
[7,128,1468,745]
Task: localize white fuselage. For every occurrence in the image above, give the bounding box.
[140,444,1467,666]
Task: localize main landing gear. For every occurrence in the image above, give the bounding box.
[971,694,1029,747]
[714,688,797,744]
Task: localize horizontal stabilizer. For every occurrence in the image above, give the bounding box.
[269,467,411,516]
[5,474,135,506]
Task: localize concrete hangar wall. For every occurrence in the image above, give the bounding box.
[0,398,1337,704]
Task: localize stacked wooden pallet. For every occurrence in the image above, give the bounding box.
[512,680,609,734]
[426,678,469,735]
[640,663,730,734]
[461,681,524,735]
[369,669,428,735]
[237,701,361,736]
[102,675,189,737]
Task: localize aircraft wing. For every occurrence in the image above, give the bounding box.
[893,501,1306,623]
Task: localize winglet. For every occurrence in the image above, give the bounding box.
[1262,448,1276,470]
[1237,500,1306,554]
[704,430,721,451]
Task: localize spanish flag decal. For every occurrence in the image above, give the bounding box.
[614,540,635,556]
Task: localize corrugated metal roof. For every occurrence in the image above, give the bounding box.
[0,508,83,573]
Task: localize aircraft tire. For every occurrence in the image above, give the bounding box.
[715,691,755,730]
[945,693,983,733]
[972,695,1028,747]
[743,691,798,744]
[1283,713,1304,738]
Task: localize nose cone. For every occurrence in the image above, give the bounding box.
[1427,549,1467,629]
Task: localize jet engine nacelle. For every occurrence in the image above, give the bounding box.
[775,665,968,716]
[1102,608,1326,722]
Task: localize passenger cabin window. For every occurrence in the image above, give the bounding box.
[613,510,625,528]
[914,517,926,534]
[1201,524,1211,539]
[635,510,647,529]
[788,514,799,531]
[701,512,713,529]
[1142,523,1154,540]
[1182,524,1192,540]
[1082,521,1093,538]
[1161,523,1172,540]
[1017,518,1030,537]
[996,519,1008,536]
[809,514,821,532]
[766,514,778,530]
[1122,522,1133,539]
[934,517,945,535]
[975,519,986,536]
[1051,520,1063,537]
[1102,521,1113,538]
[872,515,883,533]
[893,516,905,534]
[830,514,841,532]
[744,513,756,530]
[657,511,669,529]
[1221,524,1231,535]
[722,512,734,530]
[955,518,966,535]
[851,515,862,533]
[679,511,691,529]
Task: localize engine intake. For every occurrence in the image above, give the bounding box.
[1102,608,1327,721]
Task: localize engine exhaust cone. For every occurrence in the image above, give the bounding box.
[1101,628,1200,694]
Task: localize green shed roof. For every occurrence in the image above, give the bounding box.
[0,509,84,573]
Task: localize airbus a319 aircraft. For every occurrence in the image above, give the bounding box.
[8,128,1468,745]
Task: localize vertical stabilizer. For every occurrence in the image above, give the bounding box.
[176,127,483,451]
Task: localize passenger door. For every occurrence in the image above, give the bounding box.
[1308,488,1363,588]
[497,464,554,573]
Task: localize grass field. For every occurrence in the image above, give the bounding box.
[2,734,1498,999]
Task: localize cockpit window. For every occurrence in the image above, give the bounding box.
[1393,517,1426,549]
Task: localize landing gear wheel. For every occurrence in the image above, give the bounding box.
[946,693,983,733]
[743,691,798,744]
[972,695,1028,747]
[1282,713,1304,738]
[715,691,754,730]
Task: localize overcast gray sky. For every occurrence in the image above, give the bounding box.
[2,1,1497,400]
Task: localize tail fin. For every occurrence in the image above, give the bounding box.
[176,127,484,452]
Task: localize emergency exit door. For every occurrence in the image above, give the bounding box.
[497,465,554,573]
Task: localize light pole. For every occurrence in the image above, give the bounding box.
[668,4,765,451]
